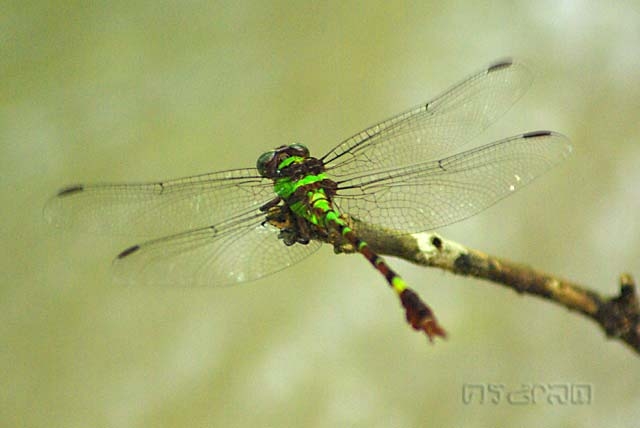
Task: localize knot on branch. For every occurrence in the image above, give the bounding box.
[596,274,640,348]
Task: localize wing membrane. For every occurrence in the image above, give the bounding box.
[44,168,274,237]
[112,209,321,287]
[333,131,572,234]
[322,60,533,178]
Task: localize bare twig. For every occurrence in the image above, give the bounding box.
[339,218,640,355]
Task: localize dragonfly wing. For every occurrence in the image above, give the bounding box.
[112,209,322,287]
[321,60,533,178]
[44,168,275,237]
[333,131,572,234]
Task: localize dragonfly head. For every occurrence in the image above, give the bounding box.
[257,143,310,178]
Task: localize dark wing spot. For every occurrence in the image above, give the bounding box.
[57,185,84,197]
[117,244,140,259]
[487,59,513,73]
[154,182,165,194]
[523,130,552,139]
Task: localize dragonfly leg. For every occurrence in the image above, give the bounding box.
[264,204,317,246]
[259,196,282,212]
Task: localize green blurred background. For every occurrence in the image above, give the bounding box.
[3,1,640,427]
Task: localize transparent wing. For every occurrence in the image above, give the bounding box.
[321,59,533,178]
[112,209,322,287]
[333,131,572,234]
[44,168,275,237]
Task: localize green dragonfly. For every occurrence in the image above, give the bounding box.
[45,59,572,341]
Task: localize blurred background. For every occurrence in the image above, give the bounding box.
[3,1,640,427]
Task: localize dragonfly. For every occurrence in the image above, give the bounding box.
[45,59,572,341]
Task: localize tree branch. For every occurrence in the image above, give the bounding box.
[341,218,640,355]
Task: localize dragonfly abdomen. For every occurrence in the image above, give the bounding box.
[305,188,447,341]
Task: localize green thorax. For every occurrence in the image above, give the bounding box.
[273,156,332,227]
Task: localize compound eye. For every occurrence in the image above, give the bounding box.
[289,143,309,158]
[256,150,276,177]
